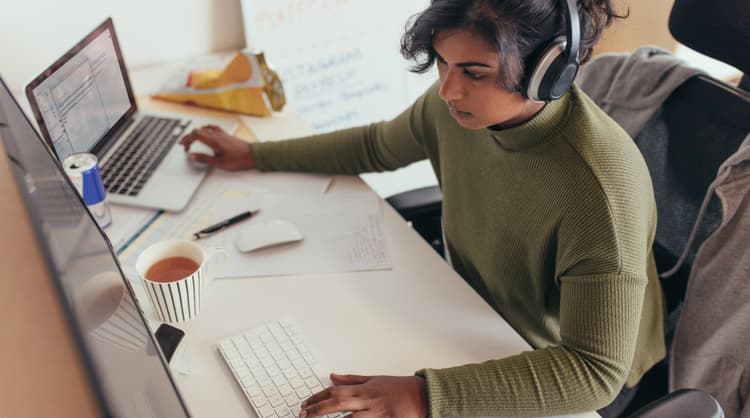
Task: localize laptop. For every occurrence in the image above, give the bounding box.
[25,17,236,212]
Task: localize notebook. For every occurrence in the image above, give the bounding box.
[25,17,236,212]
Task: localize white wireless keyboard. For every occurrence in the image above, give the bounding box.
[218,319,345,418]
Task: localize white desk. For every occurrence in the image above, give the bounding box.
[118,63,599,418]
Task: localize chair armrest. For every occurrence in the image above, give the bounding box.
[627,388,724,418]
[385,185,443,220]
[386,186,445,256]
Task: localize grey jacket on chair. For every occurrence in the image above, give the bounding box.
[668,134,750,418]
[577,45,703,138]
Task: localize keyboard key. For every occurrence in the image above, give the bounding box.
[246,385,262,397]
[261,358,275,368]
[284,394,300,407]
[219,340,235,352]
[258,404,275,418]
[251,395,268,408]
[277,359,292,371]
[292,358,307,370]
[295,387,311,399]
[278,384,293,397]
[251,366,266,377]
[266,365,281,377]
[235,365,251,378]
[305,377,320,389]
[272,375,287,387]
[263,386,279,398]
[289,377,304,389]
[298,367,314,379]
[269,394,285,408]
[256,376,272,387]
[275,406,291,417]
[283,369,298,380]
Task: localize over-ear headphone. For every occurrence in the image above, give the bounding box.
[524,0,581,102]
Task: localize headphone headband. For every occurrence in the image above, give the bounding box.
[561,0,580,70]
[524,0,581,102]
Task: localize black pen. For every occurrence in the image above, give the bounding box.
[192,210,258,240]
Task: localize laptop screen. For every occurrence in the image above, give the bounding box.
[0,76,188,416]
[26,18,136,161]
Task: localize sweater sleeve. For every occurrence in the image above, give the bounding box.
[250,84,437,174]
[417,270,646,417]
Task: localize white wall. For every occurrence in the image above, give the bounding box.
[0,0,247,95]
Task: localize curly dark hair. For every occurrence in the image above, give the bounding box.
[401,0,627,93]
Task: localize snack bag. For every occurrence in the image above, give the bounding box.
[153,51,285,116]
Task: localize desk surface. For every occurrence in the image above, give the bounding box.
[124,76,598,417]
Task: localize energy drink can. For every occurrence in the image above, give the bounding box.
[63,152,112,229]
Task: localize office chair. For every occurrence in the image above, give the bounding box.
[387,0,749,416]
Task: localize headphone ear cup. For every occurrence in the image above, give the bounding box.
[539,56,579,101]
[525,38,578,102]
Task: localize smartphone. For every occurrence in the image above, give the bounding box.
[155,323,185,363]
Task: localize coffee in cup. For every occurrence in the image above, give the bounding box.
[145,257,200,283]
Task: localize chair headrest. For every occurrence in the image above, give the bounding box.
[669,0,750,77]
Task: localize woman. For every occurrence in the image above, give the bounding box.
[180,1,665,416]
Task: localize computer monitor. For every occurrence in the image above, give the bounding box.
[0,76,190,417]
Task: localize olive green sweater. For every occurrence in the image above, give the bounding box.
[251,83,665,417]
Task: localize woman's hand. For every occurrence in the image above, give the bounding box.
[179,124,256,171]
[300,373,428,418]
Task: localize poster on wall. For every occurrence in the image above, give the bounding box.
[241,0,435,133]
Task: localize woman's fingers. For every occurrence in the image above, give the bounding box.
[179,126,222,152]
[180,123,256,170]
[301,396,369,418]
[302,384,359,408]
[331,373,372,385]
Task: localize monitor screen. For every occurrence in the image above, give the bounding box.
[0,77,188,417]
[26,18,134,161]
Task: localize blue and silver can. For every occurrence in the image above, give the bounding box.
[63,152,112,229]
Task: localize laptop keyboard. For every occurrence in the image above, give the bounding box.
[218,319,345,418]
[101,115,189,196]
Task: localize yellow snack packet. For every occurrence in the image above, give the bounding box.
[153,52,285,117]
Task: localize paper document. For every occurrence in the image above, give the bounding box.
[203,191,391,278]
[117,170,332,267]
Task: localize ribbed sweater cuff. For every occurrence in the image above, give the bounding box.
[414,369,444,418]
[415,368,447,418]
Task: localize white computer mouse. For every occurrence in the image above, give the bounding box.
[187,141,215,169]
[235,219,303,253]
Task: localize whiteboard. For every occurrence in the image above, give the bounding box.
[241,0,436,133]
